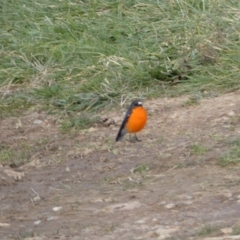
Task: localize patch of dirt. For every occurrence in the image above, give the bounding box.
[1,92,240,240]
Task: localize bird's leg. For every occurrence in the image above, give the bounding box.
[129,134,132,142]
[129,134,135,142]
[129,134,141,142]
[134,134,141,142]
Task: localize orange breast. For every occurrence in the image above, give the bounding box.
[126,106,147,133]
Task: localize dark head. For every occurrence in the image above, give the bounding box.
[130,100,143,109]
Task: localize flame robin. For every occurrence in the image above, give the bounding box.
[116,100,147,142]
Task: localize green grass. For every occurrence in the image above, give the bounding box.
[0,138,52,167]
[1,0,240,122]
[233,226,240,235]
[196,224,220,237]
[61,113,100,131]
[190,143,208,155]
[133,164,150,174]
[219,139,240,166]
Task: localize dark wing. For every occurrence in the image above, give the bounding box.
[115,108,132,142]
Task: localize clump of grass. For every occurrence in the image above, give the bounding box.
[0,138,52,167]
[233,226,240,235]
[61,114,100,132]
[0,144,32,167]
[196,224,220,237]
[1,0,240,121]
[219,139,240,166]
[182,94,201,107]
[190,143,208,155]
[0,94,33,119]
[219,147,240,166]
[133,164,150,174]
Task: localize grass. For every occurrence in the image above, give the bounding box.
[233,226,240,235]
[133,164,150,174]
[61,114,100,132]
[0,144,30,166]
[196,224,220,237]
[0,138,52,167]
[1,0,240,123]
[219,139,240,166]
[190,143,208,155]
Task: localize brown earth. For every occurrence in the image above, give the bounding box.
[1,92,240,240]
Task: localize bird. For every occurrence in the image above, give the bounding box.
[116,100,147,142]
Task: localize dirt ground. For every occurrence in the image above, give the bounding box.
[1,92,240,240]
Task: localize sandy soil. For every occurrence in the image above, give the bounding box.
[1,92,240,240]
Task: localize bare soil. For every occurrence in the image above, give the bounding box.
[1,92,240,240]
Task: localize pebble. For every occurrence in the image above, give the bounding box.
[164,203,176,209]
[0,223,10,227]
[47,216,59,221]
[52,206,62,211]
[33,196,41,202]
[33,119,43,125]
[228,111,235,116]
[183,201,193,205]
[34,220,41,225]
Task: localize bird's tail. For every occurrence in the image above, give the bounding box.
[116,128,127,142]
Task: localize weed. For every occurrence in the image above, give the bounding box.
[219,139,240,166]
[219,146,240,166]
[233,226,240,235]
[133,164,150,174]
[61,114,100,131]
[196,224,219,237]
[0,145,15,162]
[182,94,201,107]
[16,231,36,240]
[190,143,208,155]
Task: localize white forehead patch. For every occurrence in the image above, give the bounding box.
[138,101,142,105]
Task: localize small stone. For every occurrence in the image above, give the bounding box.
[82,148,93,157]
[34,220,41,225]
[33,196,41,202]
[221,227,233,234]
[33,119,43,125]
[52,206,62,211]
[228,111,235,116]
[164,203,176,209]
[237,195,240,199]
[87,127,96,132]
[135,219,145,224]
[104,201,141,212]
[47,216,59,221]
[15,120,22,129]
[66,167,70,172]
[0,223,10,227]
[237,199,240,203]
[92,198,103,203]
